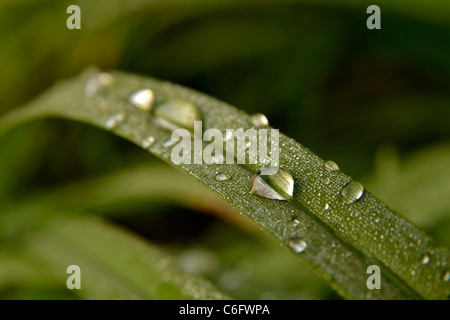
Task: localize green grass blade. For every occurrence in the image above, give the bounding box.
[0,68,448,299]
[0,214,229,300]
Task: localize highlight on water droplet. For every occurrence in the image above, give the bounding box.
[154,99,202,132]
[141,136,155,149]
[420,255,430,265]
[105,113,125,130]
[215,173,230,182]
[249,168,294,200]
[341,181,364,204]
[249,113,269,128]
[289,219,300,227]
[324,160,340,172]
[288,237,307,253]
[129,89,154,111]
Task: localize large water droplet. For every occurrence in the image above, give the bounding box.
[141,136,155,149]
[105,113,125,130]
[215,173,230,182]
[341,181,364,204]
[324,160,340,172]
[249,168,294,200]
[154,99,202,131]
[288,237,307,253]
[420,255,430,265]
[249,113,269,127]
[129,89,154,111]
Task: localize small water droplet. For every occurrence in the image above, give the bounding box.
[249,113,269,127]
[154,99,202,131]
[129,89,154,111]
[420,255,430,265]
[324,203,330,210]
[341,181,364,204]
[443,270,450,282]
[215,173,230,182]
[411,270,416,276]
[141,136,155,149]
[249,168,294,200]
[324,160,339,172]
[289,219,300,227]
[288,237,307,253]
[105,113,125,130]
[324,177,330,185]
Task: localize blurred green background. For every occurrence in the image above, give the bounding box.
[0,0,449,299]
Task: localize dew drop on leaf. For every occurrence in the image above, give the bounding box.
[129,89,154,111]
[420,255,430,265]
[324,160,340,172]
[288,237,307,253]
[154,99,202,131]
[249,113,269,127]
[341,181,364,204]
[249,168,294,200]
[141,136,155,149]
[105,113,125,130]
[215,173,230,182]
[443,270,450,282]
[289,219,300,227]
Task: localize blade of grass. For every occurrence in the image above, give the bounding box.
[0,214,229,300]
[0,68,448,299]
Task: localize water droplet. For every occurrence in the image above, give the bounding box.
[129,89,154,111]
[249,168,294,200]
[442,270,450,282]
[289,219,300,227]
[411,270,416,276]
[141,136,155,149]
[215,173,230,182]
[341,181,364,204]
[324,160,340,172]
[154,99,202,131]
[105,113,125,130]
[420,255,430,265]
[324,203,330,210]
[249,113,269,127]
[85,72,113,97]
[288,237,307,253]
[324,177,330,185]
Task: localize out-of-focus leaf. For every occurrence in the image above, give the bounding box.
[0,214,229,300]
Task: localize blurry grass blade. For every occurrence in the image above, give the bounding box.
[5,215,228,300]
[0,68,449,299]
